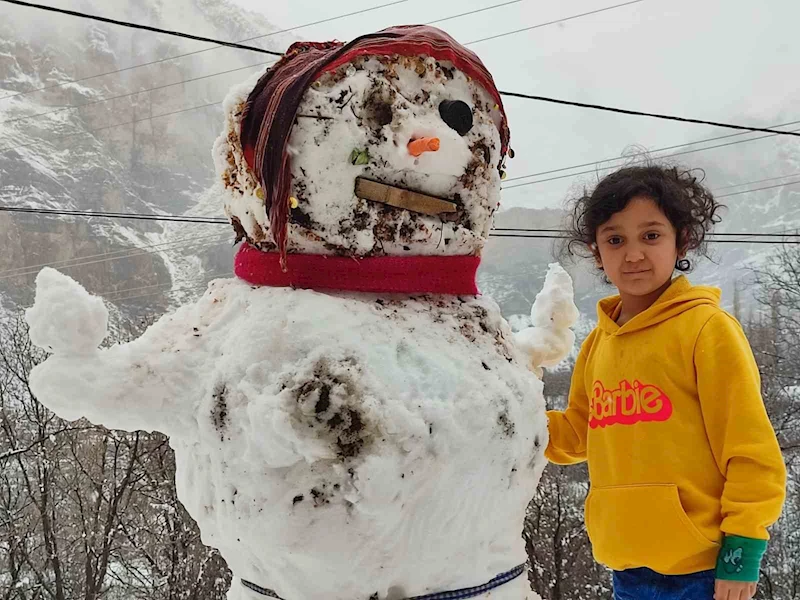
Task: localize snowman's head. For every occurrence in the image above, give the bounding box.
[215,26,511,266]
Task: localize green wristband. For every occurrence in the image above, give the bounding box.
[715,535,767,582]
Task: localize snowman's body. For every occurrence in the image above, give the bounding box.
[27,27,577,600]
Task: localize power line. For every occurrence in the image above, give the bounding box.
[3,206,226,224]
[0,233,211,277]
[429,0,522,25]
[0,0,522,128]
[3,204,799,245]
[466,0,647,45]
[505,169,800,205]
[171,0,406,57]
[3,203,797,234]
[9,103,799,201]
[0,4,797,249]
[496,225,800,239]
[493,227,800,238]
[0,1,520,128]
[489,233,800,245]
[60,277,219,305]
[5,0,800,140]
[499,91,800,138]
[504,119,800,185]
[491,233,567,239]
[493,231,800,241]
[6,93,799,161]
[0,0,405,102]
[109,280,218,304]
[503,124,800,190]
[100,270,229,299]
[0,233,227,281]
[0,205,227,223]
[7,238,229,282]
[499,170,800,218]
[717,179,800,199]
[44,236,800,304]
[10,232,799,304]
[0,100,222,154]
[102,279,186,298]
[0,62,270,127]
[0,0,283,56]
[714,172,800,192]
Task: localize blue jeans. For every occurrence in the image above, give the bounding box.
[613,567,715,600]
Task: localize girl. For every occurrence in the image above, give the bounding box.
[548,165,786,600]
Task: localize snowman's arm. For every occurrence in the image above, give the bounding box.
[544,343,591,465]
[30,334,199,436]
[514,326,575,377]
[515,263,579,375]
[26,268,199,435]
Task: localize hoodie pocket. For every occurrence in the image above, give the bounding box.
[585,484,719,573]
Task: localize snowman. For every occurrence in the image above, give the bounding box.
[25,26,578,600]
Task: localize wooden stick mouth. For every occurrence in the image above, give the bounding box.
[354,178,458,216]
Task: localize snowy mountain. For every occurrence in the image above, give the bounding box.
[2,0,798,324]
[0,0,291,317]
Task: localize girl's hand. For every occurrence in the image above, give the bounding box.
[715,579,757,600]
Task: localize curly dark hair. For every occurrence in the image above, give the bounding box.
[564,164,724,272]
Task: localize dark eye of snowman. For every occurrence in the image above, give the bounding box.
[364,99,394,129]
[438,100,473,136]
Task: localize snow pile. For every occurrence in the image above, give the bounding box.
[214,56,503,257]
[515,264,579,378]
[25,267,564,599]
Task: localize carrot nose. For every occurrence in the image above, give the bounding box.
[408,137,440,157]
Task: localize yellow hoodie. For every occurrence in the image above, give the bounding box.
[546,276,786,575]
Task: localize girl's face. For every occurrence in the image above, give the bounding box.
[594,196,682,300]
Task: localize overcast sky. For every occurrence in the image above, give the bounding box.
[229,0,800,210]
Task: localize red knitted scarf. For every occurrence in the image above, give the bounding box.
[234,244,481,295]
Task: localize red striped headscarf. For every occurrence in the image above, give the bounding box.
[240,25,510,268]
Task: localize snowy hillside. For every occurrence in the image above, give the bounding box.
[0,0,292,316]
